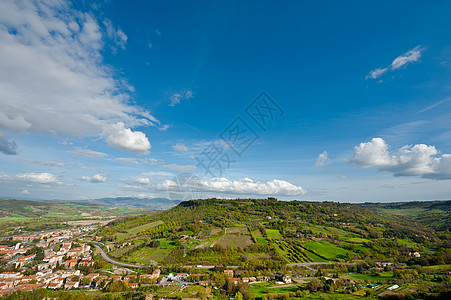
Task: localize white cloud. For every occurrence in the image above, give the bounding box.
[314,151,329,168]
[120,174,306,197]
[114,157,160,165]
[22,189,29,194]
[80,174,106,183]
[104,122,151,155]
[417,97,451,114]
[162,164,196,172]
[115,157,139,165]
[201,177,306,196]
[349,137,451,179]
[0,130,18,155]
[121,177,151,186]
[0,0,157,153]
[172,143,188,152]
[103,18,127,52]
[169,90,194,106]
[159,124,170,131]
[67,148,108,158]
[391,46,423,70]
[14,172,62,185]
[349,138,392,167]
[366,68,388,80]
[366,46,424,79]
[19,159,65,167]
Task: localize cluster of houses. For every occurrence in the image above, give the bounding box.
[0,226,98,296]
[12,227,95,244]
[0,244,32,263]
[0,268,162,296]
[223,269,289,285]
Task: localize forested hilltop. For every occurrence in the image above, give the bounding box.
[98,198,450,268]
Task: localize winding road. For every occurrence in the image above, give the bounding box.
[94,244,146,269]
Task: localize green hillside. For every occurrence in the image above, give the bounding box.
[98,198,451,268]
[0,198,155,236]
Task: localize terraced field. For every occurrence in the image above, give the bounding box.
[115,220,164,240]
[216,234,254,248]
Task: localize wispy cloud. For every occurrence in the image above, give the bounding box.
[172,143,189,152]
[417,97,451,114]
[159,124,170,131]
[162,164,196,172]
[103,18,127,53]
[114,157,161,165]
[366,46,425,80]
[169,90,194,106]
[19,158,66,167]
[67,148,108,158]
[314,151,329,168]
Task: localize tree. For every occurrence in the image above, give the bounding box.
[236,291,243,300]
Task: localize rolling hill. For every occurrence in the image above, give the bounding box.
[97,198,451,268]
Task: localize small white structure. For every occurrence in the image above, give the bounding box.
[387,284,399,291]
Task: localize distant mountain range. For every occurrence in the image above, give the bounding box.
[77,197,182,210]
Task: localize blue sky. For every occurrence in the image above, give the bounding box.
[1,0,451,202]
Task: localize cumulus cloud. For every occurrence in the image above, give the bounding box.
[66,148,108,158]
[0,130,18,155]
[366,46,424,79]
[0,0,157,153]
[169,90,194,106]
[80,174,106,183]
[314,151,329,168]
[349,137,451,179]
[201,177,306,196]
[121,174,306,197]
[172,143,188,152]
[104,122,151,155]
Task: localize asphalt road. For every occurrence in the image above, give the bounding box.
[94,244,145,269]
[287,262,356,267]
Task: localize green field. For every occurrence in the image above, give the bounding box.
[304,249,328,262]
[348,271,393,282]
[127,247,168,265]
[248,282,299,299]
[115,220,164,240]
[265,229,281,238]
[216,234,254,248]
[252,229,268,244]
[0,214,32,222]
[304,240,349,260]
